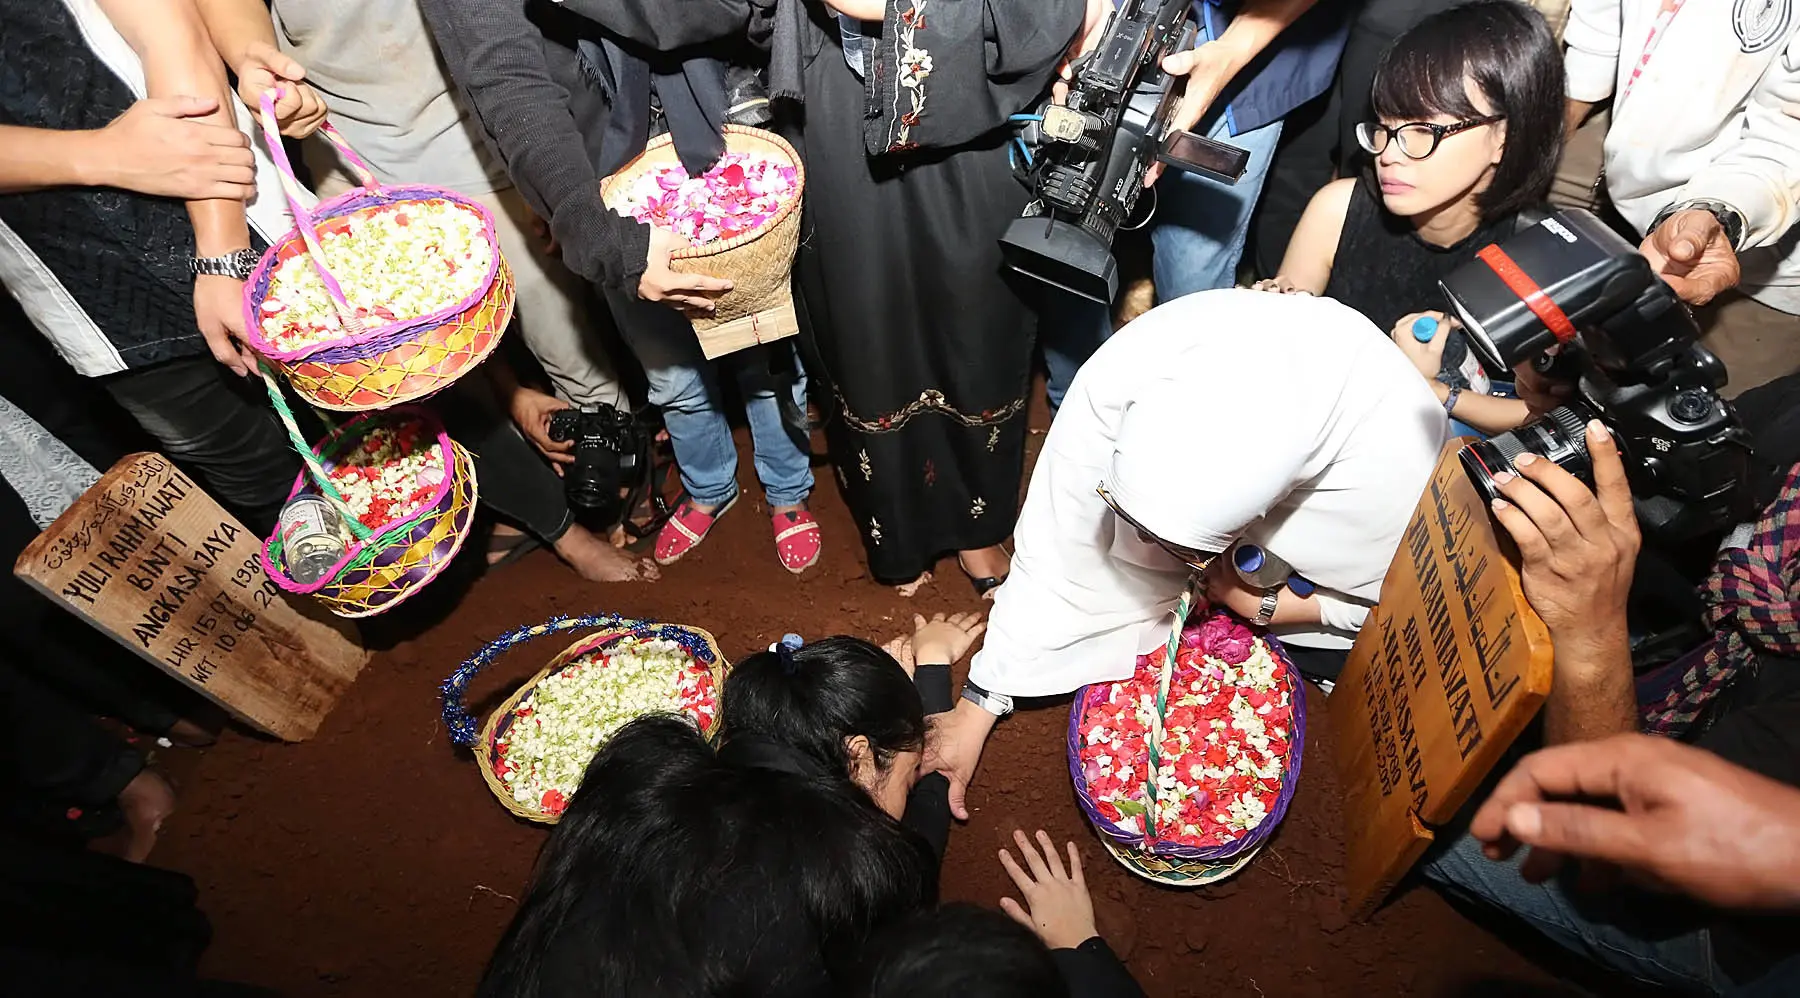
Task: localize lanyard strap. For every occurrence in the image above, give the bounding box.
[1621,0,1687,104]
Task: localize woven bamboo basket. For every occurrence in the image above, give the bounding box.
[260,406,477,618]
[439,614,727,824]
[1069,606,1307,887]
[599,125,803,360]
[242,92,510,411]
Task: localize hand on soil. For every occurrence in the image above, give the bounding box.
[999,829,1099,950]
[908,611,986,665]
[926,700,997,821]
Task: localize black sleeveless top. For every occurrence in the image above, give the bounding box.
[1323,183,1524,390]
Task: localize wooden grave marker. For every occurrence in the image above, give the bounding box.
[1331,441,1556,917]
[16,453,369,741]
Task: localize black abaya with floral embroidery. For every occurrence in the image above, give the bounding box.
[787,0,1082,584]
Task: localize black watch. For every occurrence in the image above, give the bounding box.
[1652,199,1747,252]
[189,248,261,281]
[960,679,1014,717]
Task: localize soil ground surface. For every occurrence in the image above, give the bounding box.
[150,397,1600,998]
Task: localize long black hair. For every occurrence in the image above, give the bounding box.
[478,715,936,998]
[1370,0,1565,220]
[721,635,926,781]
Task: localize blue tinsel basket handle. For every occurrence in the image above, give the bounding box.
[438,613,720,747]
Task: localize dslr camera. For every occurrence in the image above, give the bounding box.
[998,0,1250,303]
[548,403,650,524]
[1439,208,1755,541]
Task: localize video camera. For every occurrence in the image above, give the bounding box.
[548,403,651,525]
[998,0,1250,304]
[1440,208,1756,541]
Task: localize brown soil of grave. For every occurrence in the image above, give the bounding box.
[151,393,1594,998]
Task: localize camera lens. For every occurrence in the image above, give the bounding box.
[1459,405,1595,501]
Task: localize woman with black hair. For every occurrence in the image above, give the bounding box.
[1267,0,1566,436]
[478,613,984,997]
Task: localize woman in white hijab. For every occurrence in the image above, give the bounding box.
[931,288,1449,817]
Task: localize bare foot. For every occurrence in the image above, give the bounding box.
[165,718,216,748]
[488,523,532,566]
[555,523,660,582]
[116,769,176,864]
[958,545,1011,581]
[895,571,933,598]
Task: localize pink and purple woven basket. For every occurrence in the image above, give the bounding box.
[1067,621,1307,880]
[241,92,511,412]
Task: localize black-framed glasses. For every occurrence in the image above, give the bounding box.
[1096,482,1214,574]
[1355,115,1504,160]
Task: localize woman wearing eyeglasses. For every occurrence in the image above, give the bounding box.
[1264,0,1565,437]
[926,288,1446,819]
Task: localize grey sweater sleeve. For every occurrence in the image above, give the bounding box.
[417,0,649,291]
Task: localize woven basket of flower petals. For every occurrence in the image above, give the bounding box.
[259,405,476,618]
[438,614,726,823]
[600,125,804,360]
[1068,596,1307,887]
[241,92,510,411]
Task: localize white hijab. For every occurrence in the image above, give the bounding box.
[970,290,1447,697]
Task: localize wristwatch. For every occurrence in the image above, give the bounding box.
[1442,386,1463,415]
[1651,199,1747,252]
[189,248,261,281]
[1252,589,1281,628]
[960,678,1015,717]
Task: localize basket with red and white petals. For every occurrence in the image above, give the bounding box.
[1068,609,1306,883]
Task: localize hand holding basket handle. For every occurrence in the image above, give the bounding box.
[254,88,379,339]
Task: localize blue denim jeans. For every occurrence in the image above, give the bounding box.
[1421,830,1731,994]
[1041,115,1286,410]
[606,294,814,508]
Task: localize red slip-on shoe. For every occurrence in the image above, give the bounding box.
[772,509,822,574]
[654,494,738,565]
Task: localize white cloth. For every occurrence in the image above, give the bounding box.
[270,0,506,194]
[969,290,1448,698]
[0,0,310,378]
[0,395,101,530]
[1564,0,1800,314]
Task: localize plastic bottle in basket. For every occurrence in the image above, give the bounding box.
[278,495,347,584]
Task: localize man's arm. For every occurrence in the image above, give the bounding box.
[1161,0,1323,136]
[192,0,329,136]
[416,0,643,291]
[1665,34,1800,251]
[97,0,259,374]
[98,0,247,260]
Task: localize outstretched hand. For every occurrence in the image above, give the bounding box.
[1471,734,1800,909]
[999,829,1100,950]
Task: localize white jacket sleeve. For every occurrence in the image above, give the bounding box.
[1675,33,1800,249]
[1313,591,1372,634]
[1562,0,1621,103]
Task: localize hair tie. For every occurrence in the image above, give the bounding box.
[773,633,804,674]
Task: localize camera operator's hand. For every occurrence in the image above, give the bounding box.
[1389,310,1451,380]
[1512,353,1576,417]
[1488,420,1639,648]
[1640,210,1740,307]
[509,385,574,473]
[1053,0,1114,104]
[1145,41,1241,185]
[1471,733,1800,910]
[639,226,732,317]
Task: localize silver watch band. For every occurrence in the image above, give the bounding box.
[1252,589,1281,627]
[189,247,260,280]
